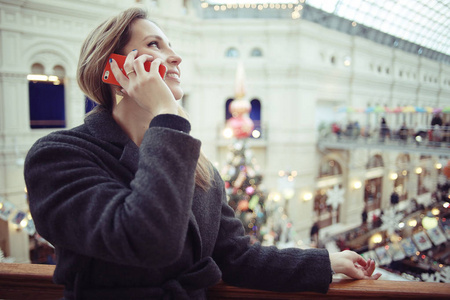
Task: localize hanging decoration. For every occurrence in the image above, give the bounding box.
[402,105,416,113]
[326,185,345,211]
[422,266,450,283]
[225,62,254,139]
[326,185,345,224]
[412,231,433,251]
[335,105,449,114]
[387,242,406,261]
[442,106,450,113]
[356,200,450,282]
[380,207,404,235]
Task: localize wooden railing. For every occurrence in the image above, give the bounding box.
[1,263,449,299]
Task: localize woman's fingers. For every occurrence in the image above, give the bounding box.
[331,251,382,280]
[115,50,176,115]
[365,259,375,274]
[148,58,165,78]
[354,254,368,267]
[110,50,139,88]
[347,264,366,279]
[123,50,138,76]
[370,272,382,280]
[123,50,163,80]
[364,260,382,279]
[133,54,154,77]
[357,259,381,279]
[109,58,128,88]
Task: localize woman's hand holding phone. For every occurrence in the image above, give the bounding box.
[108,50,178,117]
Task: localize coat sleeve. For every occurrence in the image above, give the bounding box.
[24,115,200,268]
[212,178,332,294]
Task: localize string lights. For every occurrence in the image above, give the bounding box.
[200,0,306,19]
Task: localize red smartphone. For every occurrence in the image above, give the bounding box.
[102,53,166,86]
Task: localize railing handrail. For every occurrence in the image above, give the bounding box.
[1,263,449,299]
[317,136,450,157]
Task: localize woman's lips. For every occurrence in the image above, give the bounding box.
[165,71,180,82]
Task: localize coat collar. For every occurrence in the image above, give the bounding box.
[84,108,130,145]
[84,108,139,174]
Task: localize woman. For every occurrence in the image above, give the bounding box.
[24,7,380,300]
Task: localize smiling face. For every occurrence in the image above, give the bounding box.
[122,19,183,100]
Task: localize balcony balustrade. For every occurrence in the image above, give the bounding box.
[318,125,450,157]
[1,262,449,299]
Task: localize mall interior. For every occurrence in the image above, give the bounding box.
[0,0,449,284]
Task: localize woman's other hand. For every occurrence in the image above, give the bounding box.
[330,250,382,280]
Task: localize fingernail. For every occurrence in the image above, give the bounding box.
[132,49,137,51]
[109,58,112,63]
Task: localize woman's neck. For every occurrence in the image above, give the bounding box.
[112,95,153,147]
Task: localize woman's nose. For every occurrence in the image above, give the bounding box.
[167,51,182,66]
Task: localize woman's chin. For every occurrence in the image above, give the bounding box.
[171,88,184,101]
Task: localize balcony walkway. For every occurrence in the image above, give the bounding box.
[1,263,449,299]
[318,133,450,157]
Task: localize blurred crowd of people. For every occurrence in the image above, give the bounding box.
[329,113,450,145]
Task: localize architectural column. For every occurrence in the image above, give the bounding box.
[345,168,366,226]
[0,71,32,263]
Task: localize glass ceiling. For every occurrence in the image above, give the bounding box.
[306,0,450,56]
[201,0,450,58]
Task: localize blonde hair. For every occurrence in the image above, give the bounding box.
[77,7,213,190]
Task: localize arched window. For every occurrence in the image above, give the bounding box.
[364,177,382,212]
[364,154,384,210]
[318,159,342,177]
[225,47,239,58]
[250,99,261,138]
[394,154,410,201]
[225,98,233,120]
[396,153,410,169]
[28,63,66,128]
[314,184,342,228]
[250,48,263,57]
[417,167,431,195]
[31,63,44,74]
[53,65,65,78]
[366,154,384,169]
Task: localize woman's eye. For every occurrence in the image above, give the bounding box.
[147,41,159,48]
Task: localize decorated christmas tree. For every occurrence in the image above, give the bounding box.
[220,62,267,243]
[221,141,267,243]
